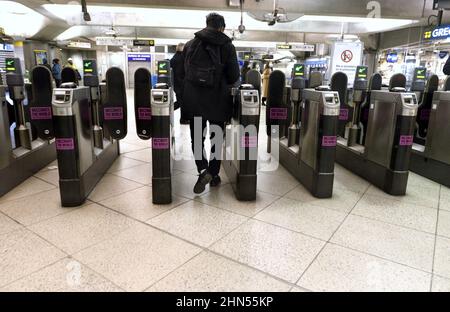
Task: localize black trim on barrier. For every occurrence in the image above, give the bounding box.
[360,73,382,145]
[444,76,450,91]
[103,67,127,140]
[246,69,261,101]
[389,73,406,91]
[30,66,54,140]
[330,72,349,138]
[266,70,288,137]
[415,75,439,142]
[134,67,152,140]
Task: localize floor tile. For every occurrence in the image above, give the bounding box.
[147,252,291,292]
[432,275,450,292]
[0,189,79,226]
[408,172,441,189]
[333,165,371,194]
[148,201,248,247]
[2,258,122,292]
[173,159,198,172]
[87,174,142,202]
[210,220,325,283]
[437,210,450,238]
[172,172,211,199]
[29,204,138,254]
[122,149,152,163]
[34,168,59,186]
[285,184,362,214]
[290,286,309,292]
[0,177,55,204]
[257,172,299,196]
[0,229,66,287]
[434,236,450,279]
[112,164,152,185]
[100,186,189,222]
[298,244,431,292]
[0,212,22,235]
[255,198,346,240]
[107,156,146,173]
[197,184,279,217]
[119,142,147,154]
[352,194,438,234]
[74,223,201,292]
[440,186,450,212]
[366,182,440,209]
[331,215,435,272]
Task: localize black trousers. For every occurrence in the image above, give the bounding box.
[189,117,225,176]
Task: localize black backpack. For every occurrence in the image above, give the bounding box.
[185,39,223,88]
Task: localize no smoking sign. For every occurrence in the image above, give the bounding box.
[341,50,353,63]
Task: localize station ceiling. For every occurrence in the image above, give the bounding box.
[2,0,441,47]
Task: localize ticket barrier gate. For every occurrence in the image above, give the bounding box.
[268,69,340,198]
[223,69,261,201]
[134,60,174,204]
[51,66,127,206]
[0,59,56,196]
[410,75,450,187]
[335,70,418,195]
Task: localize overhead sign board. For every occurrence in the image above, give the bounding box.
[330,41,363,87]
[386,52,398,63]
[291,44,315,52]
[423,24,450,41]
[127,53,151,62]
[96,37,133,46]
[67,41,92,49]
[276,44,292,50]
[133,39,155,47]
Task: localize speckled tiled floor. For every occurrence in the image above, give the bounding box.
[0,90,449,292]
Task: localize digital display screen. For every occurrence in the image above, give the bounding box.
[356,66,368,79]
[83,60,94,74]
[158,61,169,74]
[294,64,305,77]
[414,68,426,81]
[5,58,16,72]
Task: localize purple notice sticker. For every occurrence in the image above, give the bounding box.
[241,136,258,148]
[339,108,349,121]
[56,138,75,150]
[152,137,170,150]
[30,107,52,120]
[138,107,152,120]
[420,109,431,121]
[322,136,337,147]
[399,135,413,146]
[270,108,288,120]
[104,107,123,120]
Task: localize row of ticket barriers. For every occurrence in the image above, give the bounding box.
[1,57,449,209]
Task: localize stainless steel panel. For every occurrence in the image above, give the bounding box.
[240,90,260,116]
[0,86,12,169]
[426,91,450,164]
[300,89,321,170]
[151,88,171,116]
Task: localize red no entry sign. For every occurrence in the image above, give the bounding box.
[341,50,353,63]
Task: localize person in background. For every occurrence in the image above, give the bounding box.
[42,58,51,71]
[240,60,250,83]
[261,63,272,106]
[182,12,240,194]
[64,58,81,81]
[51,58,62,87]
[170,42,189,124]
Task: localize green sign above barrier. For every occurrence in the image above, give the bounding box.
[414,67,426,80]
[357,66,368,79]
[294,64,305,77]
[5,58,16,72]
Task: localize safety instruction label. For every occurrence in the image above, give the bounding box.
[30,107,52,120]
[152,137,170,150]
[56,138,75,150]
[322,136,337,147]
[339,108,349,121]
[104,107,124,120]
[270,108,288,120]
[138,107,152,120]
[241,136,258,148]
[399,135,414,146]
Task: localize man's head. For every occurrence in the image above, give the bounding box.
[176,42,185,52]
[53,58,59,64]
[206,13,226,32]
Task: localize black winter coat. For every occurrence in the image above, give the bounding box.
[181,28,240,122]
[170,51,185,104]
[444,57,450,75]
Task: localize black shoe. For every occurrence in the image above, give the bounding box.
[193,170,213,194]
[210,175,221,187]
